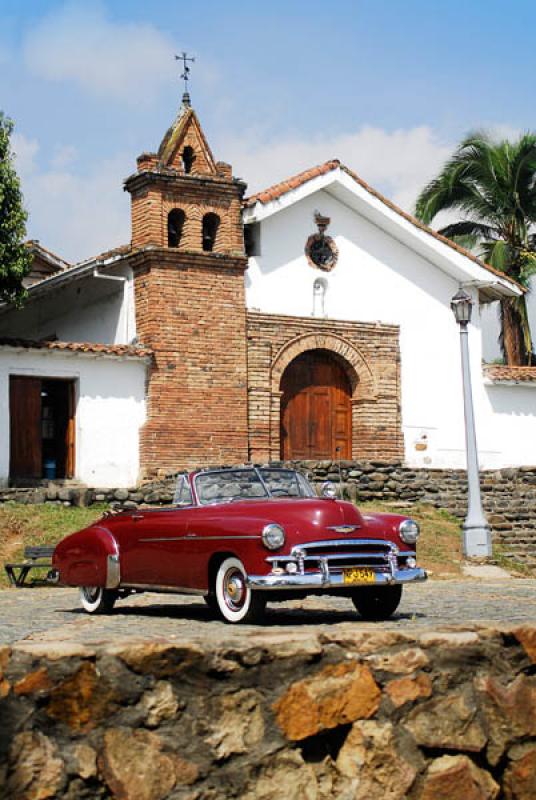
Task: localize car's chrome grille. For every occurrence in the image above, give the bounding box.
[267,538,410,576]
[299,540,390,556]
[302,554,392,571]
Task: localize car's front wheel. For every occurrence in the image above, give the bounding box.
[351,584,402,621]
[79,586,118,614]
[214,557,265,624]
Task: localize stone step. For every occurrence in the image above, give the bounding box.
[496,536,536,546]
[499,551,536,561]
[498,528,536,536]
[502,554,536,568]
[500,547,536,556]
[7,479,87,489]
[498,527,536,534]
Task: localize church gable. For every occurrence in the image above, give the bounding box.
[244,161,522,302]
[157,106,217,176]
[245,185,454,324]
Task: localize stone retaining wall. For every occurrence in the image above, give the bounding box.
[1,625,535,799]
[2,461,536,565]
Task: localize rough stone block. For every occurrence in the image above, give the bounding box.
[273,660,380,741]
[419,754,499,800]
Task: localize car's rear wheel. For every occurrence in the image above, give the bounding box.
[351,584,402,621]
[214,557,265,624]
[79,586,118,614]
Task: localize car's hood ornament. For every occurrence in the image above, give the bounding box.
[326,525,360,534]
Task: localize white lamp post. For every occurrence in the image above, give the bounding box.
[450,288,492,558]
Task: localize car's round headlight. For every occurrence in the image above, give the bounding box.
[399,519,420,544]
[262,523,286,550]
[321,481,337,499]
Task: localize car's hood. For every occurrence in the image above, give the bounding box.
[182,497,369,543]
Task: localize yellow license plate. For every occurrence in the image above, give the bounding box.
[343,568,376,584]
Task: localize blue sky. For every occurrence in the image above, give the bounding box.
[1,0,534,262]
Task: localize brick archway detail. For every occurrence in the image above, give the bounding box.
[271,333,378,403]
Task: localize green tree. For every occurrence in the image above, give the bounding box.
[415,131,536,365]
[0,113,31,305]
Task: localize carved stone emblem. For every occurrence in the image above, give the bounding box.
[305,212,338,272]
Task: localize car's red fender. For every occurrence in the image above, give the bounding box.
[360,512,415,550]
[53,525,118,588]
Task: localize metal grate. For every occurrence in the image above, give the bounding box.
[267,539,414,576]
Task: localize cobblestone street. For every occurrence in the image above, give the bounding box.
[1,578,535,647]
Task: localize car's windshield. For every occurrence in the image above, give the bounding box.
[195,469,268,505]
[259,468,316,498]
[194,467,316,505]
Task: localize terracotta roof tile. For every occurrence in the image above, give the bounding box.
[75,243,132,267]
[21,244,134,293]
[244,160,523,293]
[0,338,152,359]
[26,240,71,268]
[483,364,536,383]
[339,165,524,292]
[245,160,341,206]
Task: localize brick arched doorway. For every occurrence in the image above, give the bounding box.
[280,349,352,460]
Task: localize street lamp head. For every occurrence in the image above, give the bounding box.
[451,288,473,325]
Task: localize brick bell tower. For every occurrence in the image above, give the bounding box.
[124,91,249,476]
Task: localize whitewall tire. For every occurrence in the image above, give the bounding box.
[79,586,117,615]
[214,557,265,624]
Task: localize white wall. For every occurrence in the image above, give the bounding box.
[481,383,536,467]
[246,188,536,468]
[0,348,147,487]
[0,264,135,345]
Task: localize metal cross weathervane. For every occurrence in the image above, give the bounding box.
[175,52,195,102]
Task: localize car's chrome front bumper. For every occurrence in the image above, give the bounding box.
[247,566,427,591]
[247,538,427,591]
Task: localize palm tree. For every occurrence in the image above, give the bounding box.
[415,132,536,365]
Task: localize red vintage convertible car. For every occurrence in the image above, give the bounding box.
[52,466,427,624]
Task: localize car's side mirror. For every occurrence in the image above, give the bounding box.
[321,481,337,499]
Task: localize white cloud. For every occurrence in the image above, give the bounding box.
[16,141,131,263]
[12,131,129,262]
[11,132,40,178]
[224,124,453,215]
[51,144,78,170]
[485,124,522,141]
[23,4,175,102]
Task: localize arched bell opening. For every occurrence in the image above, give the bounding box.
[202,213,220,252]
[167,209,186,248]
[182,145,195,174]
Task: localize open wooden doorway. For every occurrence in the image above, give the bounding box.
[9,376,76,482]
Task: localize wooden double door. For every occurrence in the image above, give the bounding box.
[9,376,75,481]
[280,350,352,460]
